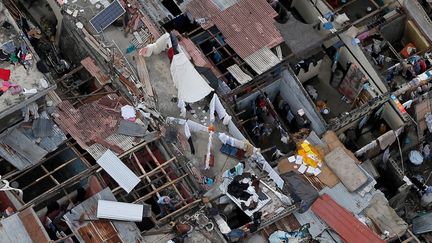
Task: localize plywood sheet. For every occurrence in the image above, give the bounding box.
[325,147,367,192]
[316,165,339,188]
[78,223,104,243]
[323,131,361,164]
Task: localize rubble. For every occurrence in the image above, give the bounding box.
[1,0,432,242]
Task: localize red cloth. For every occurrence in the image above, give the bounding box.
[419,59,427,73]
[0,68,10,81]
[258,99,266,108]
[167,47,174,63]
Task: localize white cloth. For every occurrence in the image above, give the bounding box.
[121,105,136,120]
[205,132,214,170]
[187,120,208,133]
[209,93,231,124]
[170,53,213,103]
[184,122,191,138]
[209,94,216,122]
[223,115,232,125]
[141,33,172,57]
[214,94,227,119]
[178,100,186,118]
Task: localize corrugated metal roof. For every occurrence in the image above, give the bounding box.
[0,208,49,242]
[187,0,283,59]
[140,14,161,39]
[244,47,280,74]
[80,57,110,84]
[227,64,252,84]
[0,122,66,170]
[18,208,51,242]
[87,130,159,160]
[54,95,125,150]
[63,188,143,242]
[311,194,385,243]
[87,133,138,160]
[97,200,143,222]
[211,0,239,10]
[179,37,222,77]
[319,183,378,215]
[96,149,140,193]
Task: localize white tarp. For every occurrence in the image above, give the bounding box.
[139,33,171,57]
[170,52,213,103]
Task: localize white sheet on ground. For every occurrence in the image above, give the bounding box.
[170,52,213,103]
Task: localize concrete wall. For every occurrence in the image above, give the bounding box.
[292,0,329,24]
[339,33,388,95]
[382,103,405,130]
[45,0,63,46]
[279,70,327,135]
[236,80,281,111]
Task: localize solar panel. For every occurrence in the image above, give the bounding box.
[90,0,125,33]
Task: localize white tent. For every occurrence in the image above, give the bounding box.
[170,52,214,103]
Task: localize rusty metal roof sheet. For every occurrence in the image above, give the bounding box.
[187,0,283,59]
[54,95,125,150]
[80,57,110,85]
[63,188,143,243]
[311,194,385,243]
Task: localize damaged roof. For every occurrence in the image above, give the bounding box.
[0,207,50,242]
[186,0,284,59]
[54,95,125,150]
[0,116,67,170]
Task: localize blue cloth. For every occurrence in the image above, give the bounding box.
[213,50,222,63]
[323,22,333,30]
[126,44,137,54]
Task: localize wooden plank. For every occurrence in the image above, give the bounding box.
[132,152,160,198]
[119,74,142,98]
[316,165,339,188]
[92,220,118,241]
[112,157,176,193]
[136,55,154,97]
[78,224,104,243]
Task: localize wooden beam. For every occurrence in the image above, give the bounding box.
[132,152,160,198]
[112,157,176,193]
[156,199,202,224]
[19,135,161,210]
[133,174,188,203]
[5,138,78,181]
[56,65,84,83]
[145,145,186,206]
